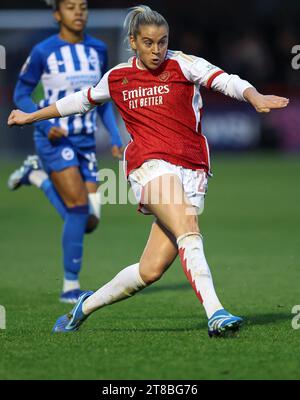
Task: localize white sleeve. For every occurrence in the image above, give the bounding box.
[188,57,224,87]
[56,71,112,117]
[175,53,224,87]
[210,72,254,101]
[174,52,253,101]
[87,70,112,104]
[56,90,92,117]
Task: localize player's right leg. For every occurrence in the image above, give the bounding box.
[7,155,46,190]
[8,154,100,232]
[52,220,178,333]
[7,154,67,220]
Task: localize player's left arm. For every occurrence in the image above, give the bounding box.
[188,56,289,112]
[211,72,289,112]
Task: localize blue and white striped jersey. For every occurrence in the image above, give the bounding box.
[14,34,122,148]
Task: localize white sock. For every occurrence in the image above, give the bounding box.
[28,170,48,188]
[63,279,80,293]
[88,192,101,219]
[82,263,146,315]
[177,233,223,319]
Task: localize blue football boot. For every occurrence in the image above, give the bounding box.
[59,289,87,304]
[208,309,243,337]
[52,291,94,333]
[7,155,42,190]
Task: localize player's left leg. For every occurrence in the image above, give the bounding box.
[52,220,178,332]
[51,165,89,303]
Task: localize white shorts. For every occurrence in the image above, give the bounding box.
[128,159,208,215]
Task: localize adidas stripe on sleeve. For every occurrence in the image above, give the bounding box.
[171,51,253,101]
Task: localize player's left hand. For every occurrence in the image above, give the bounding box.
[111,145,124,159]
[251,94,290,113]
[244,88,290,113]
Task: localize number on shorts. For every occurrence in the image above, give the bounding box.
[196,170,207,193]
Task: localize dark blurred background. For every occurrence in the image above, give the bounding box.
[1,0,300,157]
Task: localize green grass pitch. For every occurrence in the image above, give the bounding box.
[0,154,299,380]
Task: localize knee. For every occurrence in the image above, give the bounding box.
[140,259,169,285]
[85,215,99,234]
[175,214,199,237]
[64,192,89,208]
[140,269,162,285]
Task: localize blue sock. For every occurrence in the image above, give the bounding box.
[41,178,67,220]
[62,205,89,281]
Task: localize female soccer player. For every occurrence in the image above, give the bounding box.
[8,5,289,336]
[7,0,123,304]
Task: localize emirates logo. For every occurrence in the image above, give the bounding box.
[122,77,129,85]
[159,71,170,82]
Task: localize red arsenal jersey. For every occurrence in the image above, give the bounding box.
[85,50,251,176]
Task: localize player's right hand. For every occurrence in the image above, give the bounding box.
[7,109,31,126]
[48,126,68,141]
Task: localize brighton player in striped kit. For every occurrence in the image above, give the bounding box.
[7,0,123,303]
[8,6,289,336]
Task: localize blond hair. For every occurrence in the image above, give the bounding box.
[124,5,169,50]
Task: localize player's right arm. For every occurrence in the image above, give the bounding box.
[8,103,61,126]
[8,71,112,127]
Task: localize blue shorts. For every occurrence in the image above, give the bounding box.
[35,136,98,183]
